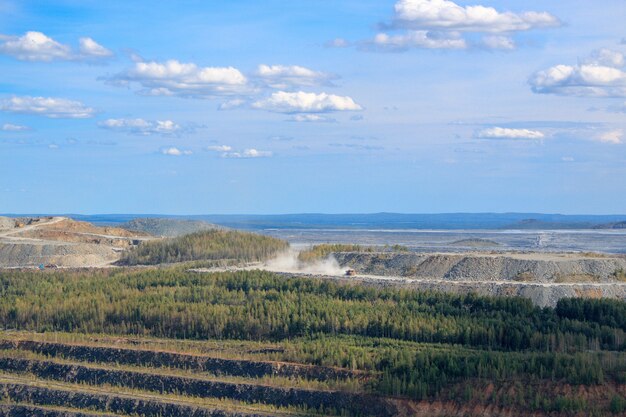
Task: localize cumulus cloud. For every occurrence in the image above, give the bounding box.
[476,127,545,139]
[287,114,336,123]
[0,31,112,61]
[98,118,182,136]
[161,147,192,156]
[349,0,559,51]
[108,59,250,98]
[481,35,515,50]
[206,145,233,152]
[1,123,29,131]
[206,145,272,158]
[223,148,273,158]
[256,64,338,89]
[530,49,626,97]
[390,0,560,32]
[370,30,467,50]
[218,99,246,110]
[0,96,95,118]
[594,129,623,144]
[78,37,114,58]
[252,91,362,113]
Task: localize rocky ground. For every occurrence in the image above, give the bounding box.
[0,216,154,268]
[332,251,626,282]
[325,251,626,306]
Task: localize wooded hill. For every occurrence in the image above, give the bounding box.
[118,230,288,265]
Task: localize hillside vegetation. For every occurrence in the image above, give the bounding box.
[118,230,288,265]
[297,244,374,263]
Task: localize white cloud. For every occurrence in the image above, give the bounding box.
[287,114,336,123]
[207,145,272,158]
[594,129,623,144]
[218,99,246,110]
[391,0,560,32]
[353,0,559,52]
[109,59,249,98]
[0,31,112,61]
[206,145,232,152]
[98,118,182,136]
[1,123,29,131]
[583,48,625,67]
[477,127,545,139]
[561,156,575,162]
[256,64,338,89]
[252,91,362,113]
[371,31,467,50]
[78,37,113,58]
[223,148,272,158]
[0,96,95,118]
[530,49,626,97]
[161,147,192,156]
[481,35,515,50]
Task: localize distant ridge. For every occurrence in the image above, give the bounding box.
[120,218,223,237]
[3,213,626,231]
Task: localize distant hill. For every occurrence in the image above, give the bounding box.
[594,221,626,230]
[6,213,626,231]
[120,218,223,237]
[501,219,598,230]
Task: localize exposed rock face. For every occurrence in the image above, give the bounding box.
[0,217,153,268]
[398,280,626,308]
[332,252,626,282]
[0,217,15,230]
[0,242,120,268]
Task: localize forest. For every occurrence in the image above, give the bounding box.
[118,230,288,265]
[1,266,626,408]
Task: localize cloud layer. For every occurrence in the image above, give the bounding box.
[161,147,192,156]
[252,91,362,113]
[530,49,626,97]
[594,129,623,144]
[476,127,545,139]
[1,123,29,131]
[350,0,560,51]
[99,118,182,135]
[110,60,249,97]
[256,65,337,89]
[0,96,95,118]
[206,145,272,158]
[391,0,560,32]
[0,31,112,61]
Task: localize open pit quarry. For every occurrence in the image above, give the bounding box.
[322,251,626,307]
[0,216,153,268]
[209,250,626,307]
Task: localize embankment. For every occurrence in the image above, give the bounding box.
[332,252,626,282]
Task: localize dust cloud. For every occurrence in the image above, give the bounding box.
[263,249,345,276]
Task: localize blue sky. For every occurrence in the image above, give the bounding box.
[0,0,625,214]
